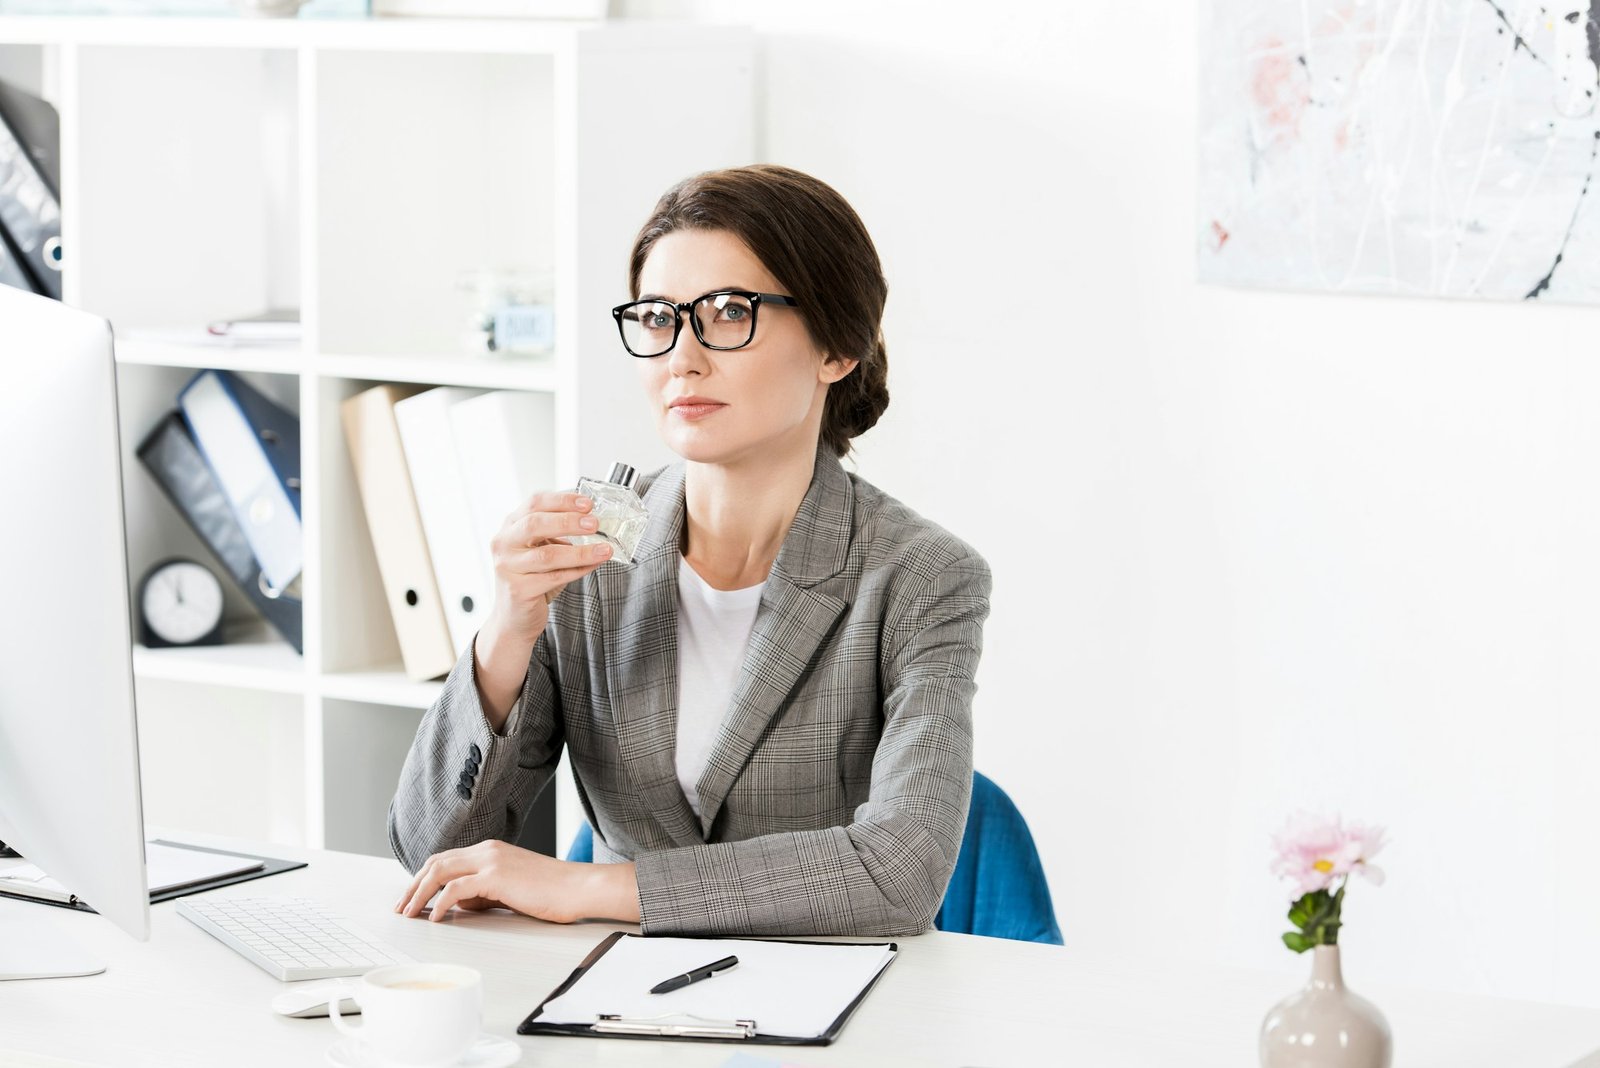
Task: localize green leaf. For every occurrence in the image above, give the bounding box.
[1288,899,1312,927]
[1296,887,1344,946]
[1282,931,1312,953]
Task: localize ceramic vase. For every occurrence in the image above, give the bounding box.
[1260,945,1392,1068]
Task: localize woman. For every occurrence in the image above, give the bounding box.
[389,164,991,937]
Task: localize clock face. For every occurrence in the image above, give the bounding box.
[141,561,224,646]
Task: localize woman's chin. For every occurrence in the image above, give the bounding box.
[670,439,739,465]
[661,420,812,467]
[665,429,759,467]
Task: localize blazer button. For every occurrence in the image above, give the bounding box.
[469,743,483,762]
[456,783,471,801]
[467,753,481,770]
[459,770,475,789]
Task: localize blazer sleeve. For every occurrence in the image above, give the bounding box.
[387,631,565,873]
[632,547,990,937]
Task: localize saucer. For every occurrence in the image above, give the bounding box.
[325,1033,520,1068]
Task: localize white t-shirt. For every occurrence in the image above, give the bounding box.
[674,557,765,820]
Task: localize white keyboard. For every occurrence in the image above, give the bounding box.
[176,896,414,981]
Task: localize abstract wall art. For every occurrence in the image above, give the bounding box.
[1200,0,1600,303]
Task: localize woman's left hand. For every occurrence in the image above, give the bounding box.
[393,840,639,924]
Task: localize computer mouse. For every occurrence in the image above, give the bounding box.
[270,981,360,1019]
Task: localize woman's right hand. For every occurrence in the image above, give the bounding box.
[472,492,612,728]
[484,490,613,643]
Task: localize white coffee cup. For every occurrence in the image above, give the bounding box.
[231,0,308,16]
[329,963,483,1067]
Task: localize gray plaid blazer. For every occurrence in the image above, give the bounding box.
[388,445,991,937]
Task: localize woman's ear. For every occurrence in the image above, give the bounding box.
[818,355,860,385]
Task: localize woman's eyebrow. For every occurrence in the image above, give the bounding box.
[636,286,750,303]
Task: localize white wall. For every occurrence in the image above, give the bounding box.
[621,0,1600,1006]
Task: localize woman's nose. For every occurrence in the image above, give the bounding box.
[665,326,711,377]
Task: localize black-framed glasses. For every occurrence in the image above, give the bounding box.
[611,289,800,358]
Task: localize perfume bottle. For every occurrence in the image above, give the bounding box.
[571,462,649,564]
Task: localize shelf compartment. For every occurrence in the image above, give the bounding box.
[316,372,547,682]
[115,335,307,376]
[131,623,307,694]
[321,698,425,858]
[318,666,446,710]
[133,678,307,847]
[312,48,555,358]
[72,44,300,338]
[116,363,304,637]
[316,350,557,392]
[0,16,602,53]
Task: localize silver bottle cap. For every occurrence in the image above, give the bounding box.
[606,462,638,491]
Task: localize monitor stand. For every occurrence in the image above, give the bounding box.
[0,901,106,980]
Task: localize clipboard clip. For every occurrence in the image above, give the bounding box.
[594,1013,758,1039]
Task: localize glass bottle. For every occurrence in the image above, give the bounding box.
[570,461,648,564]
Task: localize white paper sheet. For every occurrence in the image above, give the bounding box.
[142,841,264,893]
[536,935,896,1040]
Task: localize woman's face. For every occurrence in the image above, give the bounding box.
[634,228,856,467]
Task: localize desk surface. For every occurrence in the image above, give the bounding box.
[2,831,1598,1067]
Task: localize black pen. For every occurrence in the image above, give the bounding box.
[649,954,739,994]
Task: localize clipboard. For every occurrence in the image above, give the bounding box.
[0,841,305,914]
[517,931,898,1045]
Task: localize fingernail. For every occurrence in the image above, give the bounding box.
[576,496,591,510]
[580,516,599,530]
[594,544,612,558]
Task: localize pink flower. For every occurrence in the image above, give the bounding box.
[1270,813,1387,896]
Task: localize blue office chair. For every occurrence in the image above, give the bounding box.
[932,771,1062,944]
[563,771,1062,945]
[566,820,594,863]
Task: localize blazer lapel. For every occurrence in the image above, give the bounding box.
[597,463,703,846]
[693,448,855,836]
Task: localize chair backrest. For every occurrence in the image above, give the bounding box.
[563,771,1062,944]
[933,771,1063,944]
[566,820,594,863]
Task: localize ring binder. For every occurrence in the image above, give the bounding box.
[594,1013,758,1039]
[0,85,62,299]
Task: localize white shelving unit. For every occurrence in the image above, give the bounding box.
[0,15,752,857]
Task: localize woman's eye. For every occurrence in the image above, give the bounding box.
[719,303,749,321]
[645,312,674,330]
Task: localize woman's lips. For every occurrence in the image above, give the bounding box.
[670,402,726,420]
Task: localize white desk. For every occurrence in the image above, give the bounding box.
[2,831,1598,1067]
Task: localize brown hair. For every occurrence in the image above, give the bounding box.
[628,164,890,458]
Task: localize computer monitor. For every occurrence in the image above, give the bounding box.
[0,285,150,979]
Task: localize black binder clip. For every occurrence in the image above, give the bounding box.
[594,1013,758,1039]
